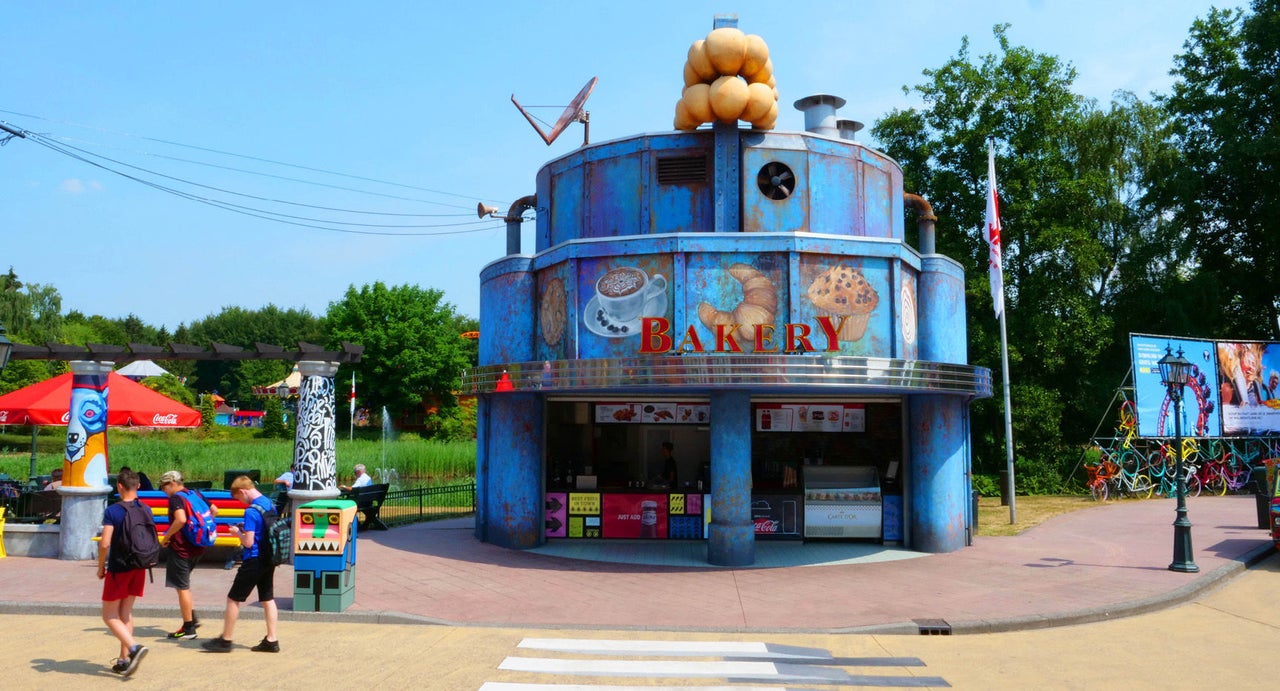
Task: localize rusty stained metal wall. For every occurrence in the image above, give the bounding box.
[479,256,536,368]
[917,255,968,365]
[907,394,970,553]
[477,392,545,549]
[708,390,754,566]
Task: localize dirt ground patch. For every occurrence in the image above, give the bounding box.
[976,494,1098,537]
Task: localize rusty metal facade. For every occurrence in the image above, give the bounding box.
[475,73,989,561]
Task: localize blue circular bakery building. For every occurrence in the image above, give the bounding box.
[463,17,992,566]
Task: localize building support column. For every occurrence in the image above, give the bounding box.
[58,360,113,560]
[908,394,968,553]
[479,391,544,549]
[288,360,341,502]
[707,390,753,566]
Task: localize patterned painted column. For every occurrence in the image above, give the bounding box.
[58,360,113,560]
[910,253,974,552]
[287,360,341,502]
[479,391,544,549]
[707,390,754,566]
[908,394,968,553]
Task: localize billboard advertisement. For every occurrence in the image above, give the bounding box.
[1130,335,1219,438]
[1216,341,1280,435]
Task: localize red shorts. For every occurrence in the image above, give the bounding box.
[102,569,146,601]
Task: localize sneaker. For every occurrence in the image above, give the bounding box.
[122,644,148,677]
[201,636,233,653]
[167,622,198,639]
[250,637,280,653]
[110,658,128,674]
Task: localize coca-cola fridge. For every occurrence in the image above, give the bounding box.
[803,466,882,539]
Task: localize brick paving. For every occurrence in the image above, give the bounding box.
[0,494,1271,633]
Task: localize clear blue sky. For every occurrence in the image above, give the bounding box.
[1,1,1222,332]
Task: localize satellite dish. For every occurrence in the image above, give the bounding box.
[511,77,598,147]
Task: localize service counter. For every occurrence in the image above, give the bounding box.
[544,490,707,539]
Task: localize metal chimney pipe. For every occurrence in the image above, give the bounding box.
[836,118,864,141]
[793,94,846,137]
[505,195,537,255]
[904,193,937,255]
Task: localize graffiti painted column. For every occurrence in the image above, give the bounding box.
[287,360,341,502]
[58,360,113,560]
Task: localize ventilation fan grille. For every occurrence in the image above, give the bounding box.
[656,156,708,185]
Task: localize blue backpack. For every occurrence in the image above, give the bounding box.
[177,489,217,548]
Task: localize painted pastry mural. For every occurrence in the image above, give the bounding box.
[540,277,567,347]
[697,262,778,350]
[806,263,878,342]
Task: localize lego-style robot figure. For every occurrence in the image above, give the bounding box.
[292,499,358,612]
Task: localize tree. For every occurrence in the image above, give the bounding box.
[141,373,196,407]
[183,305,322,400]
[871,25,1171,479]
[261,396,290,439]
[1163,1,1280,338]
[324,282,471,430]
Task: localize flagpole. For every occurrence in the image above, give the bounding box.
[986,138,1016,525]
[1000,308,1016,524]
[349,372,355,442]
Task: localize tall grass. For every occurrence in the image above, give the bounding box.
[0,428,475,486]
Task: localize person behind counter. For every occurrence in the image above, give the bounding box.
[661,442,677,488]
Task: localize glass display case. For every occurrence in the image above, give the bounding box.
[803,465,882,539]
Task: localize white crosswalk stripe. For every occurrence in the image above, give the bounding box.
[483,637,951,688]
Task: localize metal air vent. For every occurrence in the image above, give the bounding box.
[757,161,795,200]
[656,155,708,185]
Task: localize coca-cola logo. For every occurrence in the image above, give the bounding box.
[153,413,179,425]
[61,412,71,424]
[753,517,780,533]
[0,411,7,423]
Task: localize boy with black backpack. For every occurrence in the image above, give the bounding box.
[158,469,218,639]
[202,475,281,654]
[97,468,154,677]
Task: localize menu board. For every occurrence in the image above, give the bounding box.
[755,403,866,432]
[602,493,669,538]
[595,402,709,424]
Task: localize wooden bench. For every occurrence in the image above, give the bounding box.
[342,483,390,531]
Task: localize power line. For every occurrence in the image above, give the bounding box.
[30,133,479,225]
[0,107,491,205]
[18,128,511,237]
[50,135,476,214]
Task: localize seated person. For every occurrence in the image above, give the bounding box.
[43,468,64,491]
[273,469,295,512]
[339,464,372,492]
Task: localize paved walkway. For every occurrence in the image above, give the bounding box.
[1,494,1272,633]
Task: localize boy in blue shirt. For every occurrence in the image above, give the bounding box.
[202,475,280,653]
[98,468,150,676]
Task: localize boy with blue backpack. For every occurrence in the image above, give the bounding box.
[158,470,218,640]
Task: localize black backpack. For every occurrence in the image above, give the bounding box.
[117,499,161,571]
[251,504,293,566]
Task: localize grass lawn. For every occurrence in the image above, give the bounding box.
[976,495,1098,537]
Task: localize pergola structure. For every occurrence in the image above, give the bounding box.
[8,340,364,364]
[2,338,363,560]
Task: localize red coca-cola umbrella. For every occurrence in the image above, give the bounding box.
[0,371,201,428]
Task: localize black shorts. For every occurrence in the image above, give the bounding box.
[165,552,199,590]
[227,556,275,603]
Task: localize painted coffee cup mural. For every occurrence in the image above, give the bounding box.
[584,264,668,338]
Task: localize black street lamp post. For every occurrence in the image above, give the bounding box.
[1157,345,1199,573]
[0,321,12,371]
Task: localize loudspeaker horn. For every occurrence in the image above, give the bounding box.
[477,202,500,219]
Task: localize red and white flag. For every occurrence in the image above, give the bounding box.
[986,141,1005,319]
[349,372,356,416]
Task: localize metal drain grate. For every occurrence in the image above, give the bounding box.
[913,618,952,635]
